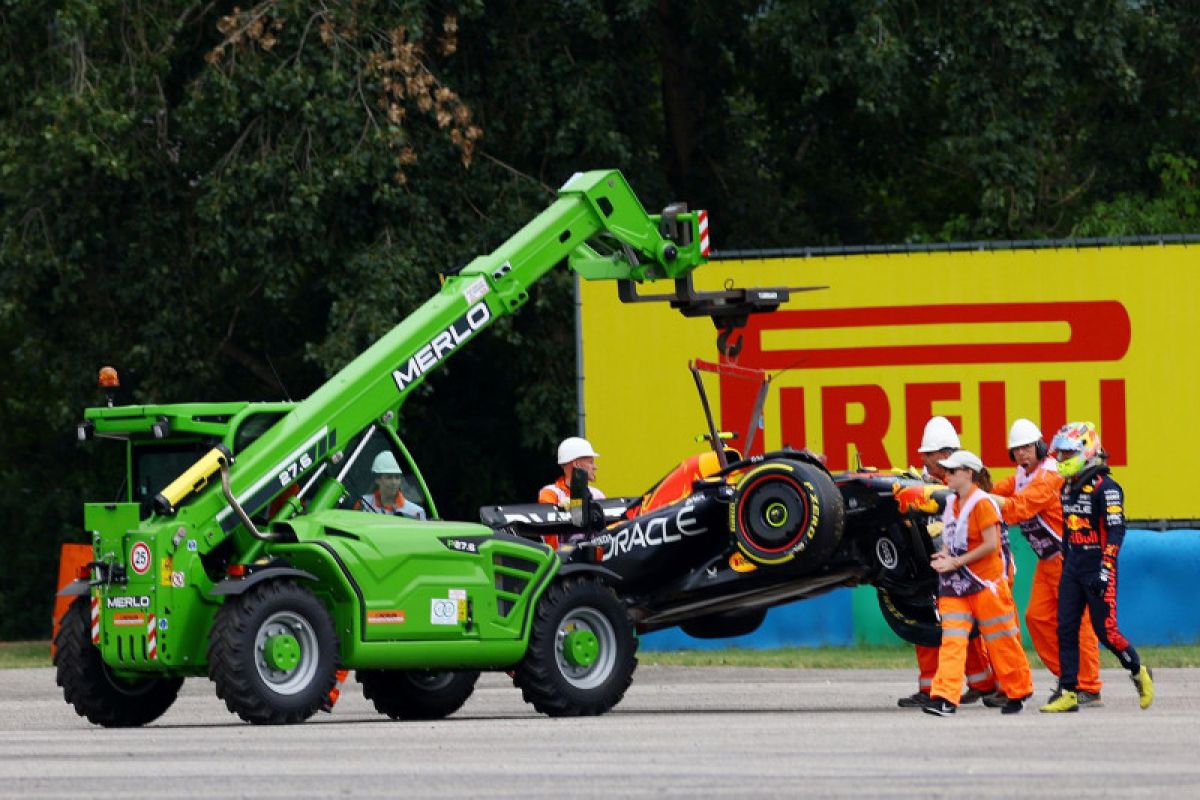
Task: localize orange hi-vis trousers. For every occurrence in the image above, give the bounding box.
[931,583,1033,705]
[1026,554,1102,694]
[915,639,995,695]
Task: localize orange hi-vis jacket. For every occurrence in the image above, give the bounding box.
[355,490,406,513]
[537,476,606,506]
[537,477,605,550]
[992,457,1064,559]
[939,487,1005,592]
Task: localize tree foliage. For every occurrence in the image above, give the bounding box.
[2,0,1199,638]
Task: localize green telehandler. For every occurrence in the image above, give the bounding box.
[56,170,798,725]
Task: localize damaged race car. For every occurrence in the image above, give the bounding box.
[481,361,951,647]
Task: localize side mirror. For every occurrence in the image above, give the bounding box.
[568,467,605,531]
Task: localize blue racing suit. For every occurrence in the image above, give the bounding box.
[1057,464,1141,690]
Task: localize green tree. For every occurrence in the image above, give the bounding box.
[1073,153,1200,235]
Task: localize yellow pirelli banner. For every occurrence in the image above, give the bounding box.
[581,244,1198,520]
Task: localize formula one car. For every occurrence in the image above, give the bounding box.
[482,368,951,646]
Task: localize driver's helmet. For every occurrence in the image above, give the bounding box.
[1050,422,1102,478]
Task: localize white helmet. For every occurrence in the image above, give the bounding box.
[937,449,983,473]
[371,451,403,475]
[917,416,960,453]
[557,436,599,464]
[1008,418,1043,449]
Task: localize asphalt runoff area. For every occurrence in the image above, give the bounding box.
[2,665,1197,798]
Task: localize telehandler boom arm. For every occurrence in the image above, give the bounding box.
[168,170,714,545]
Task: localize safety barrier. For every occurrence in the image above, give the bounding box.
[640,529,1200,650]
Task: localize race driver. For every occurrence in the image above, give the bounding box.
[1039,422,1154,712]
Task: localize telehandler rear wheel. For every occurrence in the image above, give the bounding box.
[54,596,183,727]
[208,580,338,724]
[357,669,480,720]
[514,576,637,717]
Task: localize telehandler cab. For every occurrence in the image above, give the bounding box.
[56,170,810,726]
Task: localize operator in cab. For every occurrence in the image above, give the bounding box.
[357,451,426,520]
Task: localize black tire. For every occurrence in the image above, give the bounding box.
[514,577,638,717]
[54,596,183,727]
[732,460,845,570]
[357,669,480,720]
[207,580,338,724]
[876,589,941,648]
[680,608,768,639]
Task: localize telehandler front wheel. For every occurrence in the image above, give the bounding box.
[358,669,480,720]
[514,576,637,717]
[54,596,183,727]
[208,580,338,725]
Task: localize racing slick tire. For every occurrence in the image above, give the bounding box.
[876,589,942,648]
[208,580,339,725]
[357,669,480,720]
[680,608,768,639]
[514,576,638,717]
[731,460,844,570]
[54,596,183,727]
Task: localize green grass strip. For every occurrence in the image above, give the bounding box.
[0,641,53,669]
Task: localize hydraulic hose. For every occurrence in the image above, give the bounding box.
[218,455,278,541]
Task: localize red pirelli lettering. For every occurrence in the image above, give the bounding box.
[738,302,1130,368]
[821,385,891,470]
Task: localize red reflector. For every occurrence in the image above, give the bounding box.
[226,564,247,577]
[592,547,605,562]
[76,564,92,580]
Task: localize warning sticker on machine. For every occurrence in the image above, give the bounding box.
[430,598,460,626]
[112,613,146,627]
[367,610,406,625]
[463,275,491,305]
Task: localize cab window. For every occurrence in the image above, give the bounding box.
[339,428,432,520]
[132,442,210,512]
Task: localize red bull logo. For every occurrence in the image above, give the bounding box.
[1065,514,1088,532]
